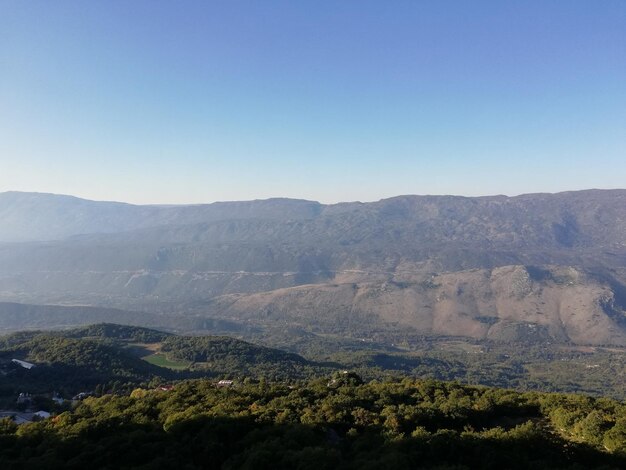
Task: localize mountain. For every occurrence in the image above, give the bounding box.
[208,264,626,346]
[1,190,625,346]
[0,191,321,242]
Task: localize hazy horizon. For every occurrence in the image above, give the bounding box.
[2,186,626,207]
[1,1,624,204]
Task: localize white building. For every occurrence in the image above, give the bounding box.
[12,359,35,370]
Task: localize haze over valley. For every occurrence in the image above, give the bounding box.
[1,189,625,348]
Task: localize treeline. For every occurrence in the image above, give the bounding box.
[160,336,332,381]
[63,323,171,343]
[0,375,625,469]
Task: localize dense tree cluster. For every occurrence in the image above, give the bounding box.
[0,326,332,407]
[314,341,626,400]
[1,376,625,469]
[63,323,171,343]
[161,336,330,381]
[0,332,171,406]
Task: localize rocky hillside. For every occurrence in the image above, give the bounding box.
[208,265,626,346]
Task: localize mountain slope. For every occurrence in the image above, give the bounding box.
[206,265,626,346]
[1,190,626,346]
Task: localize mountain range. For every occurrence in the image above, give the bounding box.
[1,189,625,346]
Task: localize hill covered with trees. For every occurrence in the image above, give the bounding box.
[0,325,334,406]
[1,376,625,469]
[0,330,171,405]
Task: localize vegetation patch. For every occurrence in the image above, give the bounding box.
[141,353,189,370]
[1,377,626,469]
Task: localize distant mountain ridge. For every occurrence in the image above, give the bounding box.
[3,189,626,245]
[1,189,626,346]
[0,191,322,242]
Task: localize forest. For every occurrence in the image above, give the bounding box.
[1,324,626,468]
[1,374,626,469]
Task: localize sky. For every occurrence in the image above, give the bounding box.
[0,1,625,204]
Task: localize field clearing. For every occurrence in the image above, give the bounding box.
[124,342,162,358]
[142,353,189,370]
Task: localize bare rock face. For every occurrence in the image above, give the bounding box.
[1,190,626,345]
[207,265,626,346]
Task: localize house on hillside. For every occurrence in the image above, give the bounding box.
[0,410,51,425]
[51,392,64,405]
[12,359,35,370]
[0,411,32,425]
[217,380,234,388]
[16,392,32,406]
[72,392,93,401]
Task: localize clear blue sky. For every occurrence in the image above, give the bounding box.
[1,1,624,204]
